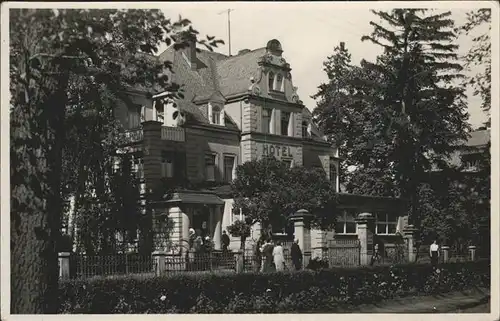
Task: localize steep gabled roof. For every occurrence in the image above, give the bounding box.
[156,45,268,127]
[215,48,267,97]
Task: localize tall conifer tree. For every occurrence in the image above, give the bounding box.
[314,9,470,227]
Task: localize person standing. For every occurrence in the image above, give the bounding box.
[273,241,286,271]
[429,240,440,269]
[370,243,381,266]
[290,239,303,270]
[260,239,274,272]
[222,230,230,252]
[254,237,263,272]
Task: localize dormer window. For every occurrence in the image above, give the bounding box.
[212,106,221,125]
[276,74,283,92]
[208,103,225,126]
[268,72,275,91]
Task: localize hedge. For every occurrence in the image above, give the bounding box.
[59,259,490,313]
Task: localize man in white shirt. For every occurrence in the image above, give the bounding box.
[429,240,440,269]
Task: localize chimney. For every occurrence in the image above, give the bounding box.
[179,32,198,70]
[187,34,197,70]
[238,49,251,55]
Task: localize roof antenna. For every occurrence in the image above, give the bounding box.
[218,9,234,56]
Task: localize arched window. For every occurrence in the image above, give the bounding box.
[276,73,283,92]
[212,105,221,125]
[268,72,275,91]
[302,121,309,138]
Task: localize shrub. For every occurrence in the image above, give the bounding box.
[306,257,329,270]
[59,259,490,313]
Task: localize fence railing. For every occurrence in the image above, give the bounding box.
[123,128,143,143]
[72,253,154,279]
[59,244,480,280]
[161,252,237,274]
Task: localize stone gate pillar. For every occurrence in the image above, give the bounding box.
[289,209,313,268]
[356,213,375,265]
[403,225,418,263]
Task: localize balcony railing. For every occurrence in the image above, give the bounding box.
[123,128,143,143]
[162,126,185,142]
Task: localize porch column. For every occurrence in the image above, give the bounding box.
[290,209,313,268]
[356,212,375,266]
[403,225,418,263]
[168,205,190,254]
[252,221,262,242]
[213,206,222,250]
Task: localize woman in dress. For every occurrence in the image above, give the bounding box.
[429,240,440,269]
[273,241,285,271]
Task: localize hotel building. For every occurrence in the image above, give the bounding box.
[115,39,407,255]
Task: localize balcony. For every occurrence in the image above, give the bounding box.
[161,126,185,142]
[123,128,143,143]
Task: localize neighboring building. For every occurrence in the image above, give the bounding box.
[115,38,407,254]
[452,128,490,173]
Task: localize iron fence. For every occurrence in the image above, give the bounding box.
[74,253,154,279]
[162,251,237,274]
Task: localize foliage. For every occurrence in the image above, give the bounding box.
[458,9,491,127]
[227,220,251,238]
[306,257,330,270]
[10,8,222,313]
[230,157,338,237]
[58,259,490,313]
[313,9,470,229]
[227,220,251,250]
[418,143,490,251]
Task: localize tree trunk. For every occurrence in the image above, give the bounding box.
[11,58,69,313]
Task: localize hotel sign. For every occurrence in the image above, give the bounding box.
[258,142,298,160]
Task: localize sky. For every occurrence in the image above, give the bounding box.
[157,2,490,129]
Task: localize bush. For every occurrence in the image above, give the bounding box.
[306,257,329,270]
[59,259,490,313]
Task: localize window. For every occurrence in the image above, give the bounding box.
[282,159,292,168]
[335,210,357,234]
[128,104,142,129]
[205,154,216,181]
[268,72,275,91]
[223,155,235,183]
[375,213,398,235]
[281,111,290,136]
[212,106,221,125]
[302,121,309,138]
[161,151,174,178]
[329,161,337,190]
[276,74,283,92]
[262,108,272,134]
